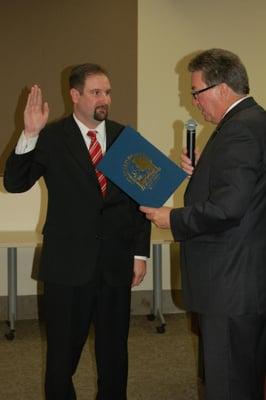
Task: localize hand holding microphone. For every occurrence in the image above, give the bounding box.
[180,119,199,175]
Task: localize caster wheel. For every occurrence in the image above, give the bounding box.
[156,325,166,334]
[5,330,15,341]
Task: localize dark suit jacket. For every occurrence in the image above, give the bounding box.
[4,116,151,286]
[170,97,266,315]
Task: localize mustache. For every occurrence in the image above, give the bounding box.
[95,105,108,111]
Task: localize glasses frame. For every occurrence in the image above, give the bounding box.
[191,84,217,99]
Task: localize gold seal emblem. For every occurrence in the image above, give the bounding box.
[123,153,161,191]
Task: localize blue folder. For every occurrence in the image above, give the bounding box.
[98,126,187,207]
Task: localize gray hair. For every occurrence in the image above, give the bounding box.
[188,48,249,95]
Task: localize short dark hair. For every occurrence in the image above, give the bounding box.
[188,48,250,95]
[69,63,109,93]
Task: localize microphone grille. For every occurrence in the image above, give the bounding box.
[185,119,197,131]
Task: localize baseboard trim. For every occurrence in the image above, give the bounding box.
[0,290,185,321]
[131,289,185,315]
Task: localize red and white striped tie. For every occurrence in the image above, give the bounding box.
[87,130,107,197]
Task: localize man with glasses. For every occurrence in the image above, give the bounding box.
[140,48,266,400]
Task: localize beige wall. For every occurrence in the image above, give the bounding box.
[1,0,266,296]
[138,0,266,154]
[0,179,45,295]
[137,0,266,291]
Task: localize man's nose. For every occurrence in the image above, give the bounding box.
[100,93,111,103]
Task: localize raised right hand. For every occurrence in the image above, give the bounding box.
[24,85,49,138]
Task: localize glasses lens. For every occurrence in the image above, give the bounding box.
[191,84,217,99]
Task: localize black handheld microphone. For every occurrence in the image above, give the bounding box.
[185,119,197,167]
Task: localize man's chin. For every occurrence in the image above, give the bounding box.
[95,111,108,121]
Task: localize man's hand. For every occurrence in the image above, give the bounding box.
[139,206,172,229]
[24,85,49,138]
[131,259,147,287]
[181,147,200,175]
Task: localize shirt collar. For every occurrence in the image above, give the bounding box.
[223,95,250,117]
[72,113,106,139]
[73,114,105,135]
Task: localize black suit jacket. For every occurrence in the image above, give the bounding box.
[170,97,266,315]
[4,116,151,286]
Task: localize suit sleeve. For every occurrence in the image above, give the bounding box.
[4,132,48,193]
[170,120,262,241]
[133,208,151,257]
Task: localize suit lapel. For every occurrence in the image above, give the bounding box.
[185,97,258,198]
[184,128,218,197]
[216,97,257,131]
[62,116,124,197]
[105,120,123,198]
[63,116,97,179]
[106,121,120,149]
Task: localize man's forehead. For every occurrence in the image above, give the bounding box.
[191,71,205,87]
[85,74,111,87]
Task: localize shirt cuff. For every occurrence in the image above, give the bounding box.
[134,255,147,261]
[15,131,38,154]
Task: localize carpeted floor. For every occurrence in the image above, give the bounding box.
[0,314,202,400]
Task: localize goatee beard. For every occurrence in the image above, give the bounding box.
[94,105,108,121]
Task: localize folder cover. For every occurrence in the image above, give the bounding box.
[98,126,187,207]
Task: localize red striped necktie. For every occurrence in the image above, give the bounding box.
[87,130,107,197]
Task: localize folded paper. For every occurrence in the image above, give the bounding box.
[98,126,187,206]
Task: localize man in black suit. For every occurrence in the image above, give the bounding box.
[4,63,151,400]
[141,49,266,399]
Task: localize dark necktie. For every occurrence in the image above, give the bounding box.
[87,130,107,197]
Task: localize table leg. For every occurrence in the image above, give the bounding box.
[147,243,166,333]
[5,247,17,340]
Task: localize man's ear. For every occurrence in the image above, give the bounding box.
[70,88,80,104]
[219,82,230,98]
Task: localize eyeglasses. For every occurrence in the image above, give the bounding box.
[191,84,217,99]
